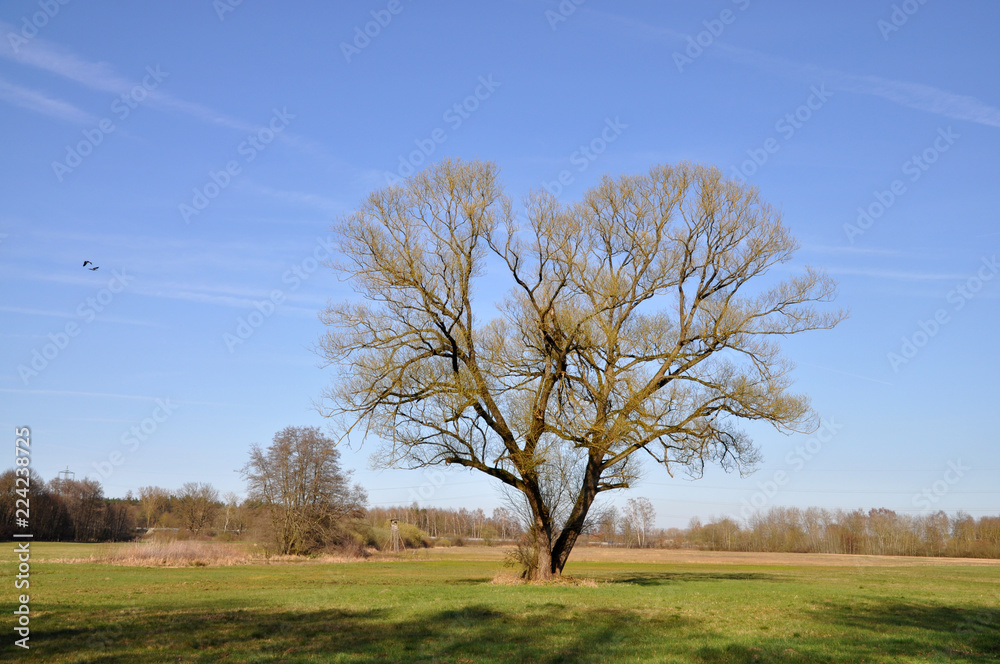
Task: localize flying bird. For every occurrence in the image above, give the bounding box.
[88,266,99,271]
[82,261,92,267]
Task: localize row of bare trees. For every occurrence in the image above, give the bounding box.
[367,497,660,548]
[0,427,367,554]
[0,471,133,541]
[686,507,1000,558]
[589,498,659,548]
[0,468,264,543]
[366,505,524,543]
[131,483,240,535]
[366,501,1000,559]
[8,461,998,560]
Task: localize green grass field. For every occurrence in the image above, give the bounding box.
[3,543,998,663]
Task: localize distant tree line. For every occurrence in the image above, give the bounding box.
[0,470,133,541]
[0,469,247,542]
[7,460,998,560]
[133,483,240,535]
[366,505,523,544]
[684,507,1000,558]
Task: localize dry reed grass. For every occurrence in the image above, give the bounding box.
[91,540,261,567]
[71,540,373,567]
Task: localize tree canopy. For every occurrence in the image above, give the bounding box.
[242,426,366,554]
[318,158,844,578]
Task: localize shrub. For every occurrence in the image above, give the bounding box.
[396,522,428,548]
[503,535,538,578]
[353,520,431,551]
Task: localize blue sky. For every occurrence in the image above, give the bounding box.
[1,1,997,528]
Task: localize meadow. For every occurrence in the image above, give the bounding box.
[3,543,998,663]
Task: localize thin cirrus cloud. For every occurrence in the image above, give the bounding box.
[801,244,903,257]
[246,183,345,214]
[0,387,244,408]
[0,266,303,311]
[0,23,128,93]
[593,10,1000,129]
[0,306,155,326]
[825,266,969,281]
[0,265,325,316]
[714,43,1000,129]
[0,74,95,124]
[0,22,258,131]
[836,75,1000,128]
[0,21,360,176]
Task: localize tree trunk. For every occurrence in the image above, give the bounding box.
[522,456,601,580]
[532,541,555,581]
[528,506,556,580]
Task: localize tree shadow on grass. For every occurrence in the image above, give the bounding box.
[826,600,999,634]
[822,599,999,659]
[694,599,999,664]
[35,594,1000,663]
[446,570,783,588]
[39,603,694,664]
[445,576,498,585]
[606,571,785,586]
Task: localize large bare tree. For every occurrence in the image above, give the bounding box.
[177,482,219,535]
[242,426,366,554]
[318,158,844,579]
